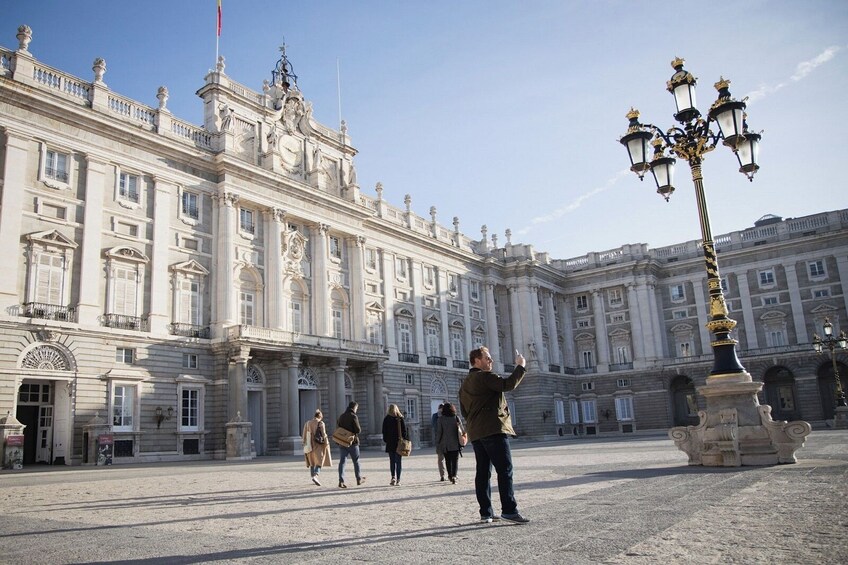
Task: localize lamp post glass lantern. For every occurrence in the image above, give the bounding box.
[620,58,762,379]
[812,318,848,410]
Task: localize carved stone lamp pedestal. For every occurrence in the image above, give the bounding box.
[670,372,811,467]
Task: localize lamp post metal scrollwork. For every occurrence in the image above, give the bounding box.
[813,317,848,428]
[623,59,811,466]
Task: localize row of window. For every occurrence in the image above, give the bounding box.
[112,383,203,432]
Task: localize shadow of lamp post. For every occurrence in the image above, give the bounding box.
[620,58,810,466]
[813,318,848,428]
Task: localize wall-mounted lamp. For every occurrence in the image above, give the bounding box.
[542,410,552,422]
[155,406,173,428]
[603,409,611,421]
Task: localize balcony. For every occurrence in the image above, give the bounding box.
[453,360,470,370]
[548,364,561,373]
[575,367,597,375]
[169,323,210,338]
[21,302,77,322]
[562,367,577,375]
[609,362,633,372]
[226,325,386,356]
[398,353,420,364]
[103,314,148,331]
[427,356,447,366]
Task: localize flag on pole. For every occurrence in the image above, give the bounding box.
[217,0,222,37]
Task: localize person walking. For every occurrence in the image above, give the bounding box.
[336,401,366,489]
[381,404,409,486]
[459,346,529,524]
[431,403,446,481]
[435,402,463,484]
[302,409,332,486]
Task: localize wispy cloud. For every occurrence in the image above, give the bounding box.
[746,45,843,103]
[515,169,629,236]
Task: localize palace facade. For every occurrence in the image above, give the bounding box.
[1,25,846,466]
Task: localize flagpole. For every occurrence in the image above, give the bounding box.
[337,58,343,130]
[215,0,222,66]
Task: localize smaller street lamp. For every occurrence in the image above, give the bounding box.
[812,318,848,426]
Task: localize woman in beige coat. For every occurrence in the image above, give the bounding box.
[302,409,332,486]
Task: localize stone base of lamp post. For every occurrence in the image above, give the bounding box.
[669,372,811,466]
[225,421,254,461]
[831,406,848,430]
[278,435,303,456]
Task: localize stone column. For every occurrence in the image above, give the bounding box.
[591,290,610,369]
[366,371,377,434]
[507,285,524,368]
[837,256,848,319]
[439,268,451,359]
[736,271,759,349]
[411,260,425,360]
[278,353,301,455]
[528,285,544,370]
[461,278,473,363]
[331,359,347,428]
[226,346,253,460]
[558,295,576,368]
[213,193,238,332]
[148,177,173,335]
[626,283,646,364]
[76,155,107,326]
[0,131,29,312]
[348,236,366,342]
[544,291,561,368]
[645,283,664,359]
[382,251,397,354]
[484,283,501,361]
[310,223,329,336]
[265,208,285,328]
[783,263,807,342]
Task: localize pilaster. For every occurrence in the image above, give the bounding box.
[485,283,501,362]
[348,235,366,342]
[591,290,610,368]
[265,208,285,329]
[213,192,238,332]
[310,223,329,336]
[411,260,425,359]
[148,177,173,335]
[76,155,107,326]
[544,291,561,367]
[693,280,713,354]
[0,131,28,312]
[783,263,807,342]
[736,271,759,349]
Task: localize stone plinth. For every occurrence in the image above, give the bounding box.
[278,435,302,456]
[225,421,253,461]
[669,372,811,466]
[832,405,848,429]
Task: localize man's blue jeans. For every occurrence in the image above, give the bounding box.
[338,444,362,483]
[472,434,517,518]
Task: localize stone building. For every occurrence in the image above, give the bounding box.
[1,26,845,466]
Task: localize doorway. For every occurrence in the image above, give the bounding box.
[247,390,264,455]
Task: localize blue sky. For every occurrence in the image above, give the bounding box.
[5,1,846,259]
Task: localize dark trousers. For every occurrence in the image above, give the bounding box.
[444,450,460,479]
[338,444,362,483]
[472,434,517,518]
[388,450,403,481]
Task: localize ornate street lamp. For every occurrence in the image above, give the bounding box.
[620,58,761,379]
[812,318,848,427]
[624,59,811,466]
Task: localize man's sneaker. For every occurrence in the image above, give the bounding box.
[481,516,493,523]
[357,477,366,486]
[501,513,530,524]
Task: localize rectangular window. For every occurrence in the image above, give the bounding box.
[813,288,830,299]
[405,373,414,385]
[673,310,687,319]
[115,347,134,364]
[670,284,685,301]
[615,396,634,421]
[179,280,201,325]
[239,291,254,325]
[451,330,464,360]
[679,342,691,357]
[555,399,566,424]
[405,398,418,422]
[617,378,631,388]
[182,353,199,369]
[608,288,623,306]
[581,350,594,369]
[615,346,629,364]
[365,248,377,270]
[398,321,412,354]
[426,326,440,357]
[577,319,591,328]
[113,266,138,316]
[569,399,580,424]
[469,280,480,302]
[808,260,825,278]
[759,269,775,287]
[181,388,200,431]
[448,274,459,294]
[119,172,140,203]
[35,253,64,305]
[182,238,199,251]
[762,296,778,306]
[423,265,435,287]
[239,208,255,234]
[329,236,342,260]
[767,330,786,347]
[581,399,597,423]
[112,384,135,431]
[332,308,343,339]
[720,277,728,292]
[581,381,594,391]
[181,191,199,220]
[45,149,70,182]
[395,257,407,279]
[611,313,625,323]
[575,295,588,310]
[115,221,139,237]
[290,301,303,333]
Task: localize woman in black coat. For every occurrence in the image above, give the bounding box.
[435,402,463,483]
[382,404,409,486]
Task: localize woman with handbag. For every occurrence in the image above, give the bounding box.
[302,409,332,486]
[435,402,463,484]
[381,404,410,486]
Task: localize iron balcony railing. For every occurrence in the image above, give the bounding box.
[398,353,420,364]
[453,360,470,370]
[427,356,447,366]
[103,313,148,331]
[169,323,210,338]
[609,362,634,371]
[22,302,77,322]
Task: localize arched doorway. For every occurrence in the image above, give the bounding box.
[246,364,266,455]
[298,367,319,430]
[670,375,699,427]
[817,361,848,420]
[762,366,798,421]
